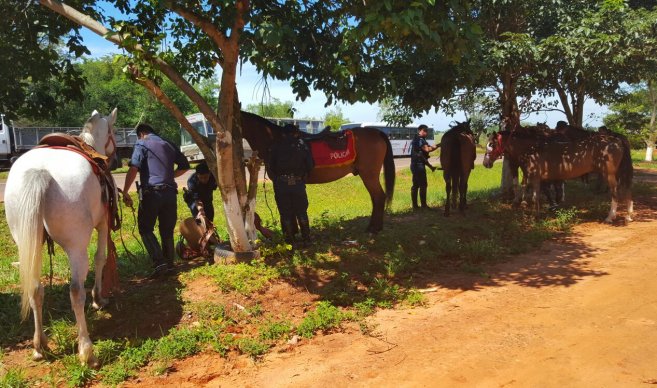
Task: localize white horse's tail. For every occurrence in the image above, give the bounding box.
[16,168,52,320]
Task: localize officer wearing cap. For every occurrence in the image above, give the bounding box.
[267,123,314,244]
[122,123,190,276]
[410,124,438,210]
[184,162,218,222]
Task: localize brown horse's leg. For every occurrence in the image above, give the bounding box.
[451,175,459,210]
[605,173,619,223]
[361,174,386,233]
[459,170,471,214]
[443,171,451,217]
[531,178,541,219]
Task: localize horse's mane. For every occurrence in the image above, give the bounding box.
[241,111,284,133]
[443,121,473,137]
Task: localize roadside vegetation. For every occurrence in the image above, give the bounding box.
[0,163,655,386]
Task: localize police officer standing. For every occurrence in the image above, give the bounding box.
[184,162,217,222]
[267,124,314,244]
[410,124,439,210]
[122,123,190,277]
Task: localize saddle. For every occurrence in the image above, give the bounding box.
[302,128,349,150]
[37,133,120,231]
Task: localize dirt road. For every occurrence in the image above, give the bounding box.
[132,177,657,387]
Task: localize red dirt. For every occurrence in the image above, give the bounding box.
[122,171,657,387]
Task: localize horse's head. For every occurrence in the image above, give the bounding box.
[483,131,506,168]
[240,111,282,161]
[81,108,119,168]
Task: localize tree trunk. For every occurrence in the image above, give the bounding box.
[499,71,519,198]
[215,48,254,252]
[645,144,654,162]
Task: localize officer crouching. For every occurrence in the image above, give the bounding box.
[267,124,315,245]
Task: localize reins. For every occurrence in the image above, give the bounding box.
[116,188,144,262]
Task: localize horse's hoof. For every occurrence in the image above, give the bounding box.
[84,354,100,369]
[625,216,633,222]
[92,298,108,310]
[604,217,614,224]
[33,350,45,361]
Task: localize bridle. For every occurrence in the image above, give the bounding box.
[104,121,117,162]
[486,133,505,162]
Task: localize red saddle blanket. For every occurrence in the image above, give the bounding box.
[308,130,357,168]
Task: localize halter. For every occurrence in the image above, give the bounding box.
[103,122,117,161]
[486,132,505,162]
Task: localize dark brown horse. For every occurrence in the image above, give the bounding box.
[240,111,395,232]
[439,121,476,216]
[483,128,633,222]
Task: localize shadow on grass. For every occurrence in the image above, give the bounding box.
[0,251,189,352]
[269,179,657,308]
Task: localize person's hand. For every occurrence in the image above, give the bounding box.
[123,192,133,208]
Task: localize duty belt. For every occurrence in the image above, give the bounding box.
[143,184,175,192]
[277,174,304,185]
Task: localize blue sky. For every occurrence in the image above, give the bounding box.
[78,13,607,130]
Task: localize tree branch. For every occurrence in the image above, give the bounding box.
[166,3,229,53]
[127,64,218,173]
[39,0,225,136]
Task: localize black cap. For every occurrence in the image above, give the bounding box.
[195,162,210,174]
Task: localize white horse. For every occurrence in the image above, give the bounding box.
[4,109,118,367]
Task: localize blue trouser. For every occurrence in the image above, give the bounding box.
[138,188,177,266]
[410,163,428,207]
[273,178,309,231]
[410,162,427,188]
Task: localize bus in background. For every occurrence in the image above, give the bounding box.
[180,113,324,161]
[340,122,436,157]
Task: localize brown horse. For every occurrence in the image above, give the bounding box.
[483,128,633,222]
[240,111,395,233]
[439,121,476,216]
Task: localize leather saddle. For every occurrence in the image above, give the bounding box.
[37,133,120,231]
[38,133,110,169]
[302,128,349,150]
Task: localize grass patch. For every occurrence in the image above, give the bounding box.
[0,368,29,388]
[297,301,353,338]
[182,262,279,295]
[258,319,293,342]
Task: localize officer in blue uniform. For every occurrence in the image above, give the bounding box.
[267,124,315,244]
[410,124,439,210]
[122,123,190,276]
[184,162,217,222]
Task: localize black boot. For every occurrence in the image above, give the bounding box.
[419,187,433,210]
[298,217,311,245]
[142,234,167,277]
[162,236,176,272]
[411,187,419,210]
[281,220,296,244]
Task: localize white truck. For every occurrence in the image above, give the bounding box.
[0,113,137,167]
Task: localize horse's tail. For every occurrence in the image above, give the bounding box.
[380,130,395,206]
[16,169,52,320]
[616,138,634,196]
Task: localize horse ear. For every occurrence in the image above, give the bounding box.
[109,108,118,127]
[91,110,99,118]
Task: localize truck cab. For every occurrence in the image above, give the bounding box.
[0,114,12,164]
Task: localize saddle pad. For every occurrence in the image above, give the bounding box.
[308,130,356,168]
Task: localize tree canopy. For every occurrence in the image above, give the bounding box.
[0,0,97,120]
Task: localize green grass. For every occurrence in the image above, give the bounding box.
[1,159,655,386]
[631,148,657,170]
[0,368,29,388]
